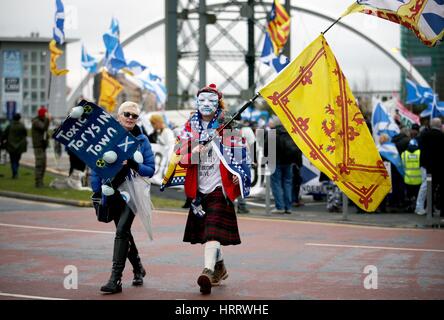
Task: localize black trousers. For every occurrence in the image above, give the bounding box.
[113,205,139,264]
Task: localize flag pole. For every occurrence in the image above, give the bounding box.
[220,93,260,132]
[322,16,342,35]
[203,93,260,146]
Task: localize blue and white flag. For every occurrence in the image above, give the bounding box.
[405,79,434,104]
[53,0,65,45]
[103,17,127,75]
[372,100,404,176]
[371,101,400,141]
[260,33,289,73]
[109,17,120,37]
[81,45,98,74]
[378,141,405,177]
[420,94,444,119]
[140,73,167,105]
[127,60,147,75]
[212,136,251,199]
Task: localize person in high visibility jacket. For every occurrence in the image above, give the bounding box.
[401,139,421,212]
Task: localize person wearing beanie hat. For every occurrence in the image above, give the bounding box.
[174,83,251,295]
[38,106,48,118]
[31,106,51,187]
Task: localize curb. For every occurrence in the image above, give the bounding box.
[0,190,92,207]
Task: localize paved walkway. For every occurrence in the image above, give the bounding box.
[0,198,443,300]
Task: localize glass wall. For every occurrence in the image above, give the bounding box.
[22,49,48,118]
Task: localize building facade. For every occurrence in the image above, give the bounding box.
[0,37,75,121]
[400,27,444,101]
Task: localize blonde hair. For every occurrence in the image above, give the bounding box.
[118,101,141,115]
[149,114,164,125]
[379,133,389,144]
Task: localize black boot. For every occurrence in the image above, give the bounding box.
[128,253,146,286]
[101,238,129,294]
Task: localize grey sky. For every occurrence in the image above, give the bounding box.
[0,0,402,96]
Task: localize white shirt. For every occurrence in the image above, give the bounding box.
[198,121,222,194]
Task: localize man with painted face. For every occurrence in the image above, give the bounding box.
[177,84,251,295]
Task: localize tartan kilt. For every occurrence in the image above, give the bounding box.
[183,187,241,245]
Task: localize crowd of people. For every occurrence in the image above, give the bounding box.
[376,119,444,216]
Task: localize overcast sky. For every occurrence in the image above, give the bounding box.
[0,0,402,97]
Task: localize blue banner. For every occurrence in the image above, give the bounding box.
[53,100,141,179]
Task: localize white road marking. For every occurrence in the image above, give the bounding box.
[305,242,444,253]
[0,196,64,208]
[0,223,113,234]
[0,292,68,300]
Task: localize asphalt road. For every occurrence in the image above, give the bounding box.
[1,196,443,301]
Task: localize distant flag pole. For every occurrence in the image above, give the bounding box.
[322,16,342,35]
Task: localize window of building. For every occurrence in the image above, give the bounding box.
[31,51,37,63]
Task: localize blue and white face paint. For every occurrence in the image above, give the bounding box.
[197,92,218,116]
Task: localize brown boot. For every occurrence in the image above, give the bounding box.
[197,268,214,294]
[212,260,228,286]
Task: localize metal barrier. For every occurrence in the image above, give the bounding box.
[342,192,348,220]
[426,174,433,223]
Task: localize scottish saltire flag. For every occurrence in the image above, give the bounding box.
[267,0,291,55]
[103,17,127,75]
[127,60,147,75]
[240,105,270,123]
[109,17,120,37]
[371,101,400,141]
[148,73,162,82]
[259,34,391,212]
[343,0,444,47]
[378,141,405,176]
[140,73,167,105]
[260,33,290,73]
[405,79,434,104]
[371,101,404,176]
[420,94,444,118]
[81,45,98,74]
[53,0,65,45]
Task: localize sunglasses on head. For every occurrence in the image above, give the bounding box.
[123,111,139,119]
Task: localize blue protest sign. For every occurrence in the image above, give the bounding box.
[53,100,141,179]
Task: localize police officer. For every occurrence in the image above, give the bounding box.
[401,139,422,212]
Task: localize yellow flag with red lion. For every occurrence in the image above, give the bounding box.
[259,34,391,212]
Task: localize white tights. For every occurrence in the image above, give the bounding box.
[204,240,223,271]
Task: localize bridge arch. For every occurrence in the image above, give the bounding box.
[67,3,429,107]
